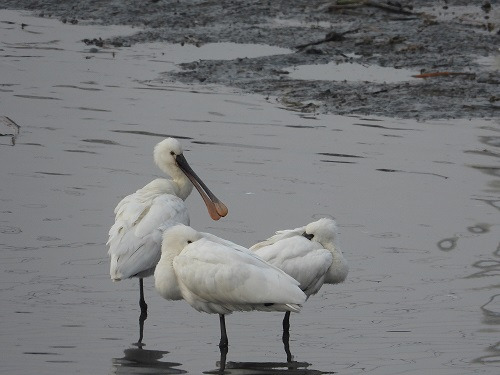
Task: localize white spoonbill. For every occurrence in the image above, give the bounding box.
[154,224,307,348]
[107,138,228,321]
[250,218,348,333]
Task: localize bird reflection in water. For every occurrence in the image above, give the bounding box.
[205,334,330,375]
[472,293,500,365]
[111,343,186,374]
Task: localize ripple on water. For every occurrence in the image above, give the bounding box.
[64,149,98,154]
[61,258,106,266]
[481,294,500,318]
[370,232,401,239]
[466,260,500,279]
[311,213,335,220]
[21,203,47,208]
[36,236,60,241]
[383,246,430,254]
[467,223,491,234]
[437,237,458,251]
[111,129,191,139]
[0,225,22,234]
[23,352,60,355]
[81,138,120,145]
[472,341,500,365]
[5,269,39,275]
[0,256,40,264]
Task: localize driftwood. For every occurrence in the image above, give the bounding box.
[295,29,359,50]
[412,72,476,79]
[0,116,20,146]
[328,0,416,16]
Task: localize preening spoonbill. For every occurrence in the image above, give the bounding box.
[154,224,307,348]
[250,218,348,333]
[107,138,228,324]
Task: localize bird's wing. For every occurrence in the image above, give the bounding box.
[173,238,306,307]
[108,193,189,280]
[254,236,333,296]
[249,225,306,250]
[108,226,163,280]
[199,231,250,252]
[134,195,189,238]
[199,231,304,286]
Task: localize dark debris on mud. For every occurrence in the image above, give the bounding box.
[2,0,499,120]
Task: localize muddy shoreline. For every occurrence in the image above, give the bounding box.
[2,0,499,119]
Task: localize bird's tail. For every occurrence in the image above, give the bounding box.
[109,255,122,281]
[255,303,302,313]
[285,303,302,313]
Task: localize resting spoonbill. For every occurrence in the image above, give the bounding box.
[250,218,348,334]
[107,138,228,324]
[154,224,307,348]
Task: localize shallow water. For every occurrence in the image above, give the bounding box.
[284,61,418,83]
[1,10,499,375]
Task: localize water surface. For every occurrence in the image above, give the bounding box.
[1,10,499,375]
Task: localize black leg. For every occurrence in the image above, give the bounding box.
[137,278,147,344]
[218,344,228,373]
[219,314,228,349]
[282,311,290,332]
[139,278,148,317]
[137,310,146,345]
[282,311,292,362]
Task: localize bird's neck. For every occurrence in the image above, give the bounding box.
[323,242,343,260]
[158,250,175,269]
[324,243,348,284]
[158,163,194,200]
[155,252,183,300]
[142,178,190,199]
[174,174,194,200]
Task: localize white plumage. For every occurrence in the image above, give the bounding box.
[108,184,188,281]
[250,218,348,330]
[154,224,307,348]
[107,138,227,320]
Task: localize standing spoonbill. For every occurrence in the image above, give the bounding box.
[154,224,307,349]
[250,218,348,336]
[107,138,228,327]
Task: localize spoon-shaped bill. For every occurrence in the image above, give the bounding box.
[176,154,228,220]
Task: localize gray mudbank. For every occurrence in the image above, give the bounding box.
[3,0,498,119]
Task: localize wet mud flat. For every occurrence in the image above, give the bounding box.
[1,0,499,120]
[1,7,500,375]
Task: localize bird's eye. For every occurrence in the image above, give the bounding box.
[187,240,192,244]
[170,151,175,156]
